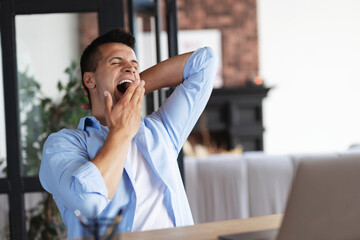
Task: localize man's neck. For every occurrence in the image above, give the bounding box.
[92,112,107,126]
[91,101,107,126]
[91,95,107,126]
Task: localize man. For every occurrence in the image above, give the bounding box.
[39,29,217,238]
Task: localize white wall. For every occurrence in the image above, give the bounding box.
[258,0,360,154]
[136,26,223,87]
[16,13,80,99]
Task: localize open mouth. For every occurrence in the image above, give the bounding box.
[117,80,132,94]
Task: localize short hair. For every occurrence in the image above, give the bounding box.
[80,29,136,106]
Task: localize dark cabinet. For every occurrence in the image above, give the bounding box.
[192,86,270,151]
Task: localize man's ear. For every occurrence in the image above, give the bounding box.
[83,72,96,89]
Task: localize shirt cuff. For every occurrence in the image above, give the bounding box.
[72,160,109,199]
[183,46,215,80]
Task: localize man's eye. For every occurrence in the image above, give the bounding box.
[111,62,120,65]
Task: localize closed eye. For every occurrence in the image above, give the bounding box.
[109,56,123,65]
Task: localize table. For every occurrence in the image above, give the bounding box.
[120,214,282,240]
[70,214,281,240]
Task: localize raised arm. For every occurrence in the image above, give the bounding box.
[140,52,193,94]
[150,47,218,152]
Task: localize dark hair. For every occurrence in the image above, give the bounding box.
[80,29,136,106]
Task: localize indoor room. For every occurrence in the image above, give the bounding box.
[1,0,360,239]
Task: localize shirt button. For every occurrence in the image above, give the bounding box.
[127,227,131,231]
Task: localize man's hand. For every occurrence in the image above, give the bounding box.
[103,80,145,139]
[91,80,145,199]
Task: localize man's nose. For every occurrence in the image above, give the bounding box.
[123,62,136,73]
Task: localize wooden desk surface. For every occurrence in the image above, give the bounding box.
[121,214,282,240]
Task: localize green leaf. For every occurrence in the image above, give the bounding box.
[57,81,63,91]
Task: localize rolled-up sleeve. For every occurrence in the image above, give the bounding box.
[39,129,109,218]
[155,47,218,153]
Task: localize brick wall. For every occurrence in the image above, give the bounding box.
[177,0,258,87]
[79,0,258,87]
[79,13,98,52]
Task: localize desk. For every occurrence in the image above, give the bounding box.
[121,214,281,240]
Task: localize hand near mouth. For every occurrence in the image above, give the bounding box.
[104,80,145,139]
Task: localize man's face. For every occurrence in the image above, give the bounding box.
[93,42,140,104]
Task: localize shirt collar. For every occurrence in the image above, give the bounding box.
[77,116,102,132]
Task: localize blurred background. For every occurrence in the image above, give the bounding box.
[1,0,360,239]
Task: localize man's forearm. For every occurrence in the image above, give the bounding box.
[140,51,193,94]
[91,128,131,199]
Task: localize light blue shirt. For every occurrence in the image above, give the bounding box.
[39,47,217,239]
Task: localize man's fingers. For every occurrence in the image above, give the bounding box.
[130,80,145,103]
[137,88,145,109]
[135,81,145,105]
[138,81,145,104]
[121,80,140,103]
[104,91,113,115]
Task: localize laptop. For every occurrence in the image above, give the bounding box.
[219,153,360,240]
